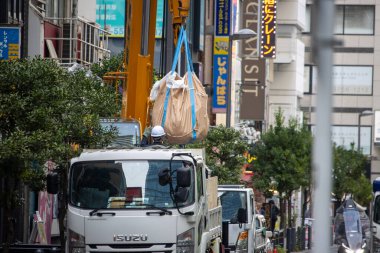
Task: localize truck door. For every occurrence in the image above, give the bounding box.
[219,190,250,251]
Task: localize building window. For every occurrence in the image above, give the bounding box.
[304,65,373,95]
[304,5,311,33]
[311,125,372,155]
[335,5,374,35]
[303,65,311,93]
[305,5,374,35]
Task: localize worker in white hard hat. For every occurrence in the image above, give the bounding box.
[141,125,166,146]
[151,125,166,144]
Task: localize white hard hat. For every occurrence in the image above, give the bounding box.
[151,125,165,137]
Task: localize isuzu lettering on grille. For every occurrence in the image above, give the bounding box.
[113,234,148,242]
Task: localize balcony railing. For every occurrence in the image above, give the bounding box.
[43,17,111,67]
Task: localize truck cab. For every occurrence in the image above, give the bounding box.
[218,185,256,252]
[48,148,222,252]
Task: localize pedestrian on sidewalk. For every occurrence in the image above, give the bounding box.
[269,199,279,232]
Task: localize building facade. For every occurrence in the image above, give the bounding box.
[301,0,380,181]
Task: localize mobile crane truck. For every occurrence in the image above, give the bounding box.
[46,0,226,252]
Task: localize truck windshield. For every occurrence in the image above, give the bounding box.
[219,191,247,223]
[69,160,194,209]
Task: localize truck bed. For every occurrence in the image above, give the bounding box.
[208,205,222,239]
[206,176,222,239]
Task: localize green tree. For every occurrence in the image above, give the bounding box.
[252,110,312,228]
[333,144,372,206]
[90,53,124,78]
[0,58,118,250]
[188,125,248,184]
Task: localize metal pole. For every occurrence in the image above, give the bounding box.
[226,37,233,128]
[370,194,374,253]
[311,0,335,252]
[358,114,361,152]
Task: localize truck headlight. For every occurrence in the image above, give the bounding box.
[177,228,194,253]
[69,229,85,253]
[236,230,249,252]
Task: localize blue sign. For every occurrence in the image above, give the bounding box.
[213,0,230,113]
[96,0,125,37]
[0,27,21,60]
[215,0,231,36]
[212,54,229,113]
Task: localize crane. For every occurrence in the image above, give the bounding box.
[103,0,191,140]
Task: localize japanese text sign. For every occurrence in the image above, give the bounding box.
[212,39,229,113]
[215,0,231,36]
[96,0,125,37]
[260,0,276,58]
[0,27,20,60]
[213,0,231,113]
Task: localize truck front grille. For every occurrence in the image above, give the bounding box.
[87,243,175,252]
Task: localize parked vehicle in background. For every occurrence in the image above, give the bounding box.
[371,178,380,252]
[254,214,273,253]
[218,185,256,252]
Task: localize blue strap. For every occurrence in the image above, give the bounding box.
[170,27,185,74]
[161,88,171,126]
[183,32,197,141]
[164,26,184,127]
[184,32,194,72]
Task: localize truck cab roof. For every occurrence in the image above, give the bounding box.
[73,148,205,163]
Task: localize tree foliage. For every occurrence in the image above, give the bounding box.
[251,110,312,227]
[90,53,124,78]
[188,125,248,184]
[333,144,371,206]
[0,58,118,246]
[252,111,312,196]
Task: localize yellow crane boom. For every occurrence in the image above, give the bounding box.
[104,0,190,138]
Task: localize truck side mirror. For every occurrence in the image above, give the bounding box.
[158,168,171,186]
[237,208,247,223]
[174,187,189,202]
[47,172,59,194]
[177,166,191,188]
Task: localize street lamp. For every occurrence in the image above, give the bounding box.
[226,29,256,128]
[358,110,374,152]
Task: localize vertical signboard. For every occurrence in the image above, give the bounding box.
[155,0,164,38]
[96,0,125,37]
[0,27,21,60]
[240,59,266,120]
[240,0,266,120]
[242,0,260,57]
[260,0,277,58]
[213,0,231,113]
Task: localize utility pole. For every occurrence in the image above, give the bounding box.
[311,0,336,252]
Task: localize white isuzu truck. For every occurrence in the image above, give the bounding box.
[48,148,223,252]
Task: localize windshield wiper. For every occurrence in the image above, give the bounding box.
[89,208,116,217]
[133,204,172,215]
